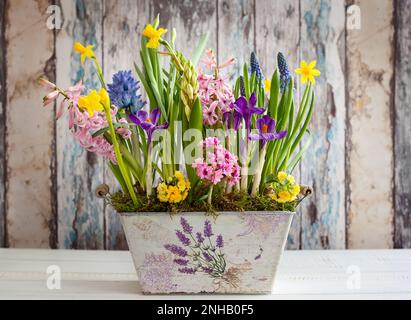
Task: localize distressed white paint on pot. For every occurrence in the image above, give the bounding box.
[120,211,294,294]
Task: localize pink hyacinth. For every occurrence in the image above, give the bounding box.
[192,137,240,186]
[198,49,235,126]
[40,80,132,164]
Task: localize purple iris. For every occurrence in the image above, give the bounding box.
[249,115,287,148]
[129,108,169,143]
[233,93,265,131]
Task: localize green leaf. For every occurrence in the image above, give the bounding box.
[186,97,203,184]
[134,62,156,107]
[189,97,203,131]
[108,162,127,192]
[92,123,137,138]
[268,69,280,119]
[288,131,312,173]
[263,174,277,184]
[234,77,240,99]
[243,63,250,99]
[277,78,294,130]
[290,91,314,154]
[191,33,209,66]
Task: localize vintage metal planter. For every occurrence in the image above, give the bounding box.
[120,211,294,294]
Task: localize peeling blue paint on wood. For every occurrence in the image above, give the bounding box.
[57,0,105,249]
[300,0,346,249]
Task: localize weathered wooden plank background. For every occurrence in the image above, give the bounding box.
[346,0,394,249]
[0,0,409,250]
[394,0,411,249]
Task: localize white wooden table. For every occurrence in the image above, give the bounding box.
[0,249,410,300]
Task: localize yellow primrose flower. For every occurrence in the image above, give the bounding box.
[157,182,168,194]
[264,79,271,94]
[74,42,95,64]
[295,60,321,85]
[78,90,104,117]
[182,189,189,201]
[167,186,182,203]
[143,24,167,49]
[291,184,300,196]
[175,171,184,181]
[287,175,295,184]
[178,180,188,192]
[158,192,170,203]
[157,183,169,202]
[277,191,292,203]
[278,171,287,182]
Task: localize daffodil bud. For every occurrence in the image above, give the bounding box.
[99,88,110,110]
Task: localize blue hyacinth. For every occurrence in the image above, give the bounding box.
[107,70,145,114]
[277,52,292,93]
[250,52,264,85]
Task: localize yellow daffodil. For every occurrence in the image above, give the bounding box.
[143,24,167,49]
[278,171,287,182]
[78,90,104,117]
[295,60,321,85]
[99,88,110,109]
[264,79,271,94]
[74,42,95,63]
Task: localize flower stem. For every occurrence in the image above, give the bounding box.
[241,132,249,193]
[146,142,153,197]
[207,185,214,206]
[104,107,139,206]
[93,58,106,89]
[251,146,267,197]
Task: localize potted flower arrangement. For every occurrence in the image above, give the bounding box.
[40,16,318,294]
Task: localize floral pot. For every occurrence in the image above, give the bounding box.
[119,211,294,294]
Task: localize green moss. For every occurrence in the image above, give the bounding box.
[108,187,297,214]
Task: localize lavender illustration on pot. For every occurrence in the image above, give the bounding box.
[164,218,227,281]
